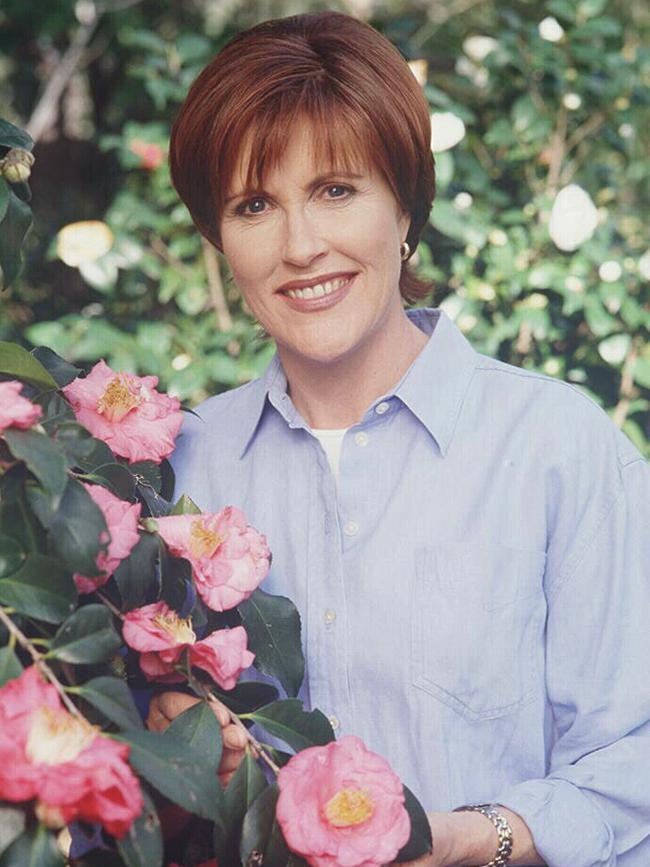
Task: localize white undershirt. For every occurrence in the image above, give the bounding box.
[311,428,348,485]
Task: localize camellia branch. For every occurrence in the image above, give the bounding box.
[182,667,280,776]
[0,605,84,720]
[613,338,640,429]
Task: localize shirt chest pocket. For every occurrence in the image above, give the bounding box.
[411,542,547,722]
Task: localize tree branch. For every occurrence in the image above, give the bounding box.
[201,238,233,332]
[0,606,84,720]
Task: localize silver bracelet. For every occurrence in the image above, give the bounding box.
[452,803,513,867]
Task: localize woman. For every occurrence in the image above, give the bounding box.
[151,11,650,866]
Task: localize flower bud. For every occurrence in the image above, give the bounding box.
[1,148,35,184]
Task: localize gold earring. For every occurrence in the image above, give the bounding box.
[400,241,411,261]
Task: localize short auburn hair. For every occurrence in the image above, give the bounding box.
[170,11,436,303]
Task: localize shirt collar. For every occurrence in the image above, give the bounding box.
[238,308,478,458]
[394,308,477,456]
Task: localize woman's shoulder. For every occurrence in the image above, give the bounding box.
[471,353,643,470]
[169,377,267,494]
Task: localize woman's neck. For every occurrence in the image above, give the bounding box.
[278,313,428,429]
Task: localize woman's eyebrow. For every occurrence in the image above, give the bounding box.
[224,171,365,206]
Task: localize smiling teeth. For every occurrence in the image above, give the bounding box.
[286,277,350,299]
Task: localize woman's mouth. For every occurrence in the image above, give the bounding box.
[278,274,356,311]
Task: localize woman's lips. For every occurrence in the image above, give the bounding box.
[278,274,356,312]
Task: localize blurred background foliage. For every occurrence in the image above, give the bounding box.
[0,0,648,453]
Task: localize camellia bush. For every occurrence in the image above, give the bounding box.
[0,345,433,867]
[0,116,432,867]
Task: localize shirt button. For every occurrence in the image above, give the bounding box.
[375,401,390,415]
[328,715,340,731]
[354,431,369,446]
[324,608,337,625]
[343,521,359,537]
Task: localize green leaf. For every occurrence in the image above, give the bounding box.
[36,392,75,433]
[30,346,81,387]
[0,807,25,855]
[0,824,64,867]
[114,531,159,610]
[0,119,34,151]
[84,462,136,500]
[0,193,32,288]
[0,554,76,623]
[169,493,202,515]
[238,589,305,698]
[3,429,68,507]
[244,700,334,752]
[0,179,8,223]
[48,604,121,663]
[165,699,223,773]
[76,676,144,730]
[239,783,289,867]
[0,645,22,686]
[214,749,267,862]
[54,422,114,471]
[0,534,26,579]
[48,477,108,576]
[0,342,58,390]
[117,730,222,820]
[212,680,279,715]
[131,460,162,492]
[116,788,163,867]
[394,786,433,862]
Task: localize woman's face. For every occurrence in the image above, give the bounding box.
[220,120,410,372]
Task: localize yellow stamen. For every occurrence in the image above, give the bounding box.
[323,788,375,828]
[96,375,142,422]
[25,706,97,765]
[189,519,223,559]
[152,610,196,644]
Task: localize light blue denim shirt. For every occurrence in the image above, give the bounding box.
[171,308,650,866]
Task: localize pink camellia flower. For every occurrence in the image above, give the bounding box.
[122,601,254,689]
[155,507,270,612]
[276,735,411,867]
[62,360,182,463]
[74,483,142,594]
[129,139,165,170]
[0,380,42,435]
[0,666,142,838]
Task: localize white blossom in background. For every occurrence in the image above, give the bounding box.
[453,192,473,210]
[638,250,650,280]
[548,184,599,251]
[488,228,508,246]
[463,35,498,62]
[538,16,565,42]
[618,123,634,139]
[430,112,466,153]
[562,93,582,110]
[455,56,489,88]
[598,334,631,366]
[56,221,114,267]
[439,293,463,321]
[565,275,585,293]
[408,59,428,87]
[599,261,623,282]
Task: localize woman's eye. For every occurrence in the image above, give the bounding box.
[325,184,350,199]
[239,197,267,216]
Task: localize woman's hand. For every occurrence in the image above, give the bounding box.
[147,690,248,786]
[393,809,544,867]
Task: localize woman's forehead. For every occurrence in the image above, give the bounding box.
[224,116,372,196]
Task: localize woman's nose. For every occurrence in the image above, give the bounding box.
[281,210,328,267]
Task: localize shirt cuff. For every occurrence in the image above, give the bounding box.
[495,777,615,867]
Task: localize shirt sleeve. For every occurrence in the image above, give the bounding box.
[495,453,650,866]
